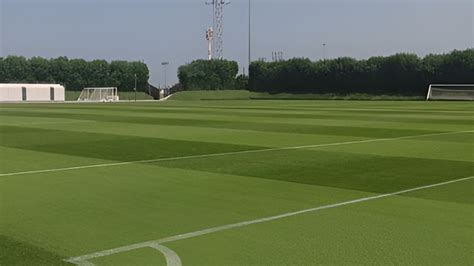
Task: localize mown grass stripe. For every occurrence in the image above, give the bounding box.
[5,105,471,125]
[1,130,471,178]
[1,110,442,138]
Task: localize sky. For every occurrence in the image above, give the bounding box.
[1,0,473,86]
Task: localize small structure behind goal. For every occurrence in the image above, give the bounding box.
[426,84,474,101]
[78,87,119,102]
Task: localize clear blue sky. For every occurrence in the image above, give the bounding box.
[1,0,473,86]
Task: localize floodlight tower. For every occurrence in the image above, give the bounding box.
[206,27,214,60]
[206,0,230,59]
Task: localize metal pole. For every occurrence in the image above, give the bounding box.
[161,62,169,89]
[248,0,251,75]
[134,74,137,102]
[322,43,326,60]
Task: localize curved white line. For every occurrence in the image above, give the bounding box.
[65,259,94,266]
[65,244,182,266]
[149,243,182,266]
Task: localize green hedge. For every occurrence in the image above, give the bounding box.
[170,90,423,101]
[249,49,474,96]
[0,56,149,91]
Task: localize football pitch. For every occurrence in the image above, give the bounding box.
[1,100,473,265]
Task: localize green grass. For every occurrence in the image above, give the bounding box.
[250,92,424,101]
[0,235,70,266]
[0,100,473,265]
[170,90,252,101]
[65,91,153,101]
[170,90,424,101]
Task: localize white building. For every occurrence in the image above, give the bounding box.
[0,83,65,102]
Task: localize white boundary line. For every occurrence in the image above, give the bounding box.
[1,130,472,178]
[149,243,182,266]
[158,94,175,101]
[65,175,474,265]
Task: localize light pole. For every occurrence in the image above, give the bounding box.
[322,43,327,60]
[248,0,251,75]
[161,62,169,89]
[134,74,137,102]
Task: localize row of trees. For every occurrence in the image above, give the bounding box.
[0,56,149,91]
[249,49,474,95]
[178,59,248,90]
[3,49,471,95]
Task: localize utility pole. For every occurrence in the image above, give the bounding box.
[161,62,169,89]
[248,0,251,75]
[134,74,137,102]
[322,43,327,60]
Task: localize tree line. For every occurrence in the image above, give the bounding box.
[178,59,248,90]
[249,49,474,95]
[0,56,150,91]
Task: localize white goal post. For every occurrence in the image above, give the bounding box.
[426,84,474,101]
[78,87,119,102]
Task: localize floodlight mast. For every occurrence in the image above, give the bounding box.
[206,0,230,59]
[206,27,214,60]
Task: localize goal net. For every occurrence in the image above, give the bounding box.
[77,87,119,102]
[426,84,474,101]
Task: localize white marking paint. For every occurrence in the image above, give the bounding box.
[75,261,94,266]
[65,175,474,265]
[149,243,182,266]
[158,94,175,101]
[0,130,472,178]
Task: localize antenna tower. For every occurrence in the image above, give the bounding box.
[206,0,230,59]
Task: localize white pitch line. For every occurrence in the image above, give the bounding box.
[65,175,474,265]
[149,243,182,266]
[1,130,472,178]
